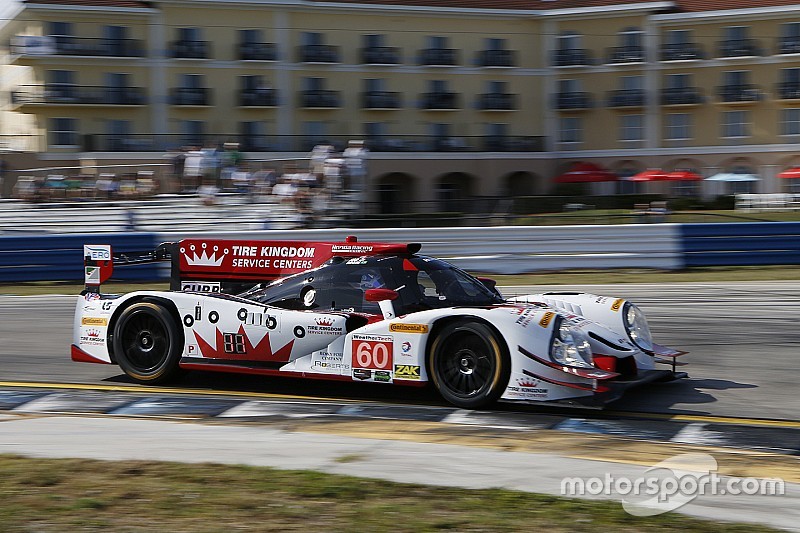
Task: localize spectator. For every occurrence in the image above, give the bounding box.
[197,178,219,206]
[310,143,334,175]
[183,147,204,192]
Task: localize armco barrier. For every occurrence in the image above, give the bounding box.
[680,222,800,267]
[0,233,161,283]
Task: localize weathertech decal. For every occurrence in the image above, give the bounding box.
[611,298,624,311]
[538,312,555,328]
[352,334,393,371]
[389,323,428,334]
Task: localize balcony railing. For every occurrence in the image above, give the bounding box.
[11,84,146,105]
[483,136,545,152]
[170,87,211,105]
[170,40,210,59]
[717,84,763,102]
[777,39,800,55]
[607,89,645,107]
[718,39,762,58]
[360,46,401,64]
[238,42,277,60]
[299,44,340,63]
[420,92,460,109]
[10,35,144,57]
[554,92,593,109]
[300,89,341,107]
[606,45,645,64]
[238,135,273,151]
[477,93,517,110]
[239,89,278,107]
[552,49,592,66]
[776,82,800,100]
[660,87,704,105]
[660,43,705,61]
[478,49,516,67]
[419,48,458,66]
[362,91,401,109]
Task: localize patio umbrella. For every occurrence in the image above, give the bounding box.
[705,172,760,182]
[554,162,618,183]
[777,167,800,180]
[628,168,671,182]
[665,170,703,181]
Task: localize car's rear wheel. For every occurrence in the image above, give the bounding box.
[113,302,181,384]
[428,320,509,409]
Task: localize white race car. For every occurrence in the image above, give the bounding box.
[73,237,686,408]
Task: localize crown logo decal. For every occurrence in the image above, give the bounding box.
[87,329,100,338]
[315,318,334,327]
[518,379,538,388]
[180,243,228,267]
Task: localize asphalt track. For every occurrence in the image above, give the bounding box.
[1,281,798,421]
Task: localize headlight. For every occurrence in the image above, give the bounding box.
[623,302,653,352]
[550,316,594,368]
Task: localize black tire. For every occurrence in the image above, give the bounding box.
[112,302,182,384]
[428,320,510,409]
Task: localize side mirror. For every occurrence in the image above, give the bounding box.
[364,288,399,302]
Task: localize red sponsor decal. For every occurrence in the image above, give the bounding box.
[193,325,294,362]
[352,337,393,370]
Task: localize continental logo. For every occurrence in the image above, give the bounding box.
[538,311,555,328]
[389,323,429,334]
[611,298,624,312]
[394,365,421,380]
[81,317,108,326]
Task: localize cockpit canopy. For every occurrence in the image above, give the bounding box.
[243,255,503,314]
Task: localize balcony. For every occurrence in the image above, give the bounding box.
[10,84,146,106]
[299,44,340,63]
[777,39,800,55]
[607,89,645,108]
[718,39,762,58]
[170,40,210,59]
[239,88,278,107]
[483,136,545,152]
[554,92,593,110]
[552,49,592,67]
[170,87,211,106]
[300,89,341,108]
[477,93,517,111]
[419,48,458,66]
[10,35,144,57]
[776,82,800,100]
[606,45,645,64]
[478,49,516,67]
[362,91,401,109]
[238,42,277,61]
[660,87,704,106]
[361,46,401,64]
[420,92,460,110]
[239,136,272,151]
[717,84,763,103]
[660,43,705,61]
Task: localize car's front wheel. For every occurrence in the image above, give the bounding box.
[112,302,182,384]
[428,320,510,409]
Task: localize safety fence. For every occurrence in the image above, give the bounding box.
[0,223,796,283]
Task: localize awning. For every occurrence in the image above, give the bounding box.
[627,169,670,182]
[705,172,760,182]
[777,167,800,179]
[665,170,703,181]
[554,162,618,183]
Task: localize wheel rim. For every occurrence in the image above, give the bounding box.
[120,310,170,373]
[436,330,496,399]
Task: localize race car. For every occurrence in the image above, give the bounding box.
[73,236,687,408]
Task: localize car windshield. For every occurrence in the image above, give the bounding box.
[243,255,503,314]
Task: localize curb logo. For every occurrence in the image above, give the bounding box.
[394,364,421,380]
[611,298,624,312]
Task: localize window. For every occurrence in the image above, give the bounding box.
[665,73,691,89]
[430,123,450,139]
[364,34,384,48]
[365,78,384,92]
[486,38,506,51]
[558,31,580,50]
[303,121,326,139]
[364,122,385,137]
[241,75,263,90]
[488,80,507,93]
[721,110,750,138]
[428,36,448,49]
[106,72,128,88]
[723,70,748,86]
[724,26,748,41]
[783,22,800,39]
[620,27,642,48]
[558,79,580,93]
[559,116,582,143]
[304,77,325,91]
[665,29,689,46]
[240,121,269,150]
[781,108,800,136]
[51,117,78,146]
[486,123,507,137]
[621,76,642,90]
[181,74,203,89]
[430,80,448,93]
[303,32,323,46]
[181,120,205,146]
[47,70,76,99]
[178,27,201,41]
[782,68,800,85]
[665,113,691,140]
[48,21,72,36]
[240,29,262,44]
[620,114,644,142]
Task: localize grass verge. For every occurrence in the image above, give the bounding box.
[0,455,778,532]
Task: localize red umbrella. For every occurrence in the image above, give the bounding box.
[628,168,670,182]
[777,167,800,179]
[554,162,618,183]
[665,170,703,181]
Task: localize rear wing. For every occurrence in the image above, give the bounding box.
[84,236,421,294]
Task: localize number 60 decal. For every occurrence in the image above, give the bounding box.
[351,335,393,370]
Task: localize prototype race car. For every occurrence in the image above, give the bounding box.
[73,236,687,408]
